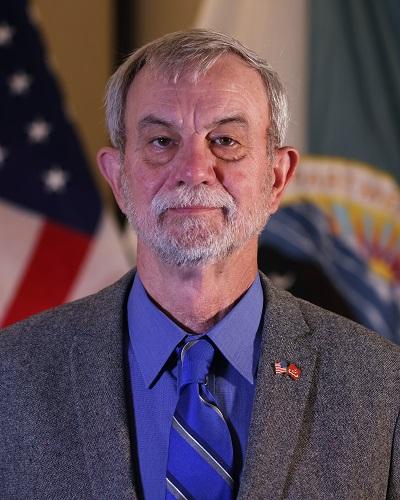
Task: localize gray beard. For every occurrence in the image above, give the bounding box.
[121,177,271,267]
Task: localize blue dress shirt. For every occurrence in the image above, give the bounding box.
[127,273,264,499]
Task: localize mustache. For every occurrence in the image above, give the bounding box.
[151,185,236,217]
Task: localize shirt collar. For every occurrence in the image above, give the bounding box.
[127,273,264,388]
[127,274,186,388]
[207,275,263,384]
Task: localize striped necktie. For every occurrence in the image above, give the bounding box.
[166,338,236,499]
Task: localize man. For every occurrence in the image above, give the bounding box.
[0,29,399,500]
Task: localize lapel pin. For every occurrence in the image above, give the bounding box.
[287,363,302,380]
[274,360,288,375]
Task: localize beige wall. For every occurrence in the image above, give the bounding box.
[135,0,201,44]
[32,0,113,185]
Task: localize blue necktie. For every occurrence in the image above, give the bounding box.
[166,338,236,499]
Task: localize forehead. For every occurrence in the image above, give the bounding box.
[124,54,270,130]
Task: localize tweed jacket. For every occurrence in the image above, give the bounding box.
[0,270,399,500]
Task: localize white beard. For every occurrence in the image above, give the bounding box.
[121,175,271,267]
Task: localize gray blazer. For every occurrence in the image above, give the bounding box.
[1,270,399,499]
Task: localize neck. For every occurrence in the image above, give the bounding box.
[136,239,258,333]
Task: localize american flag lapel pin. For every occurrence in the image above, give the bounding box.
[274,360,288,375]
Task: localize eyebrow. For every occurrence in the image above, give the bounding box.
[137,113,249,132]
[138,114,177,131]
[210,115,249,128]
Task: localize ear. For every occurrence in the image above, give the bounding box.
[97,147,126,211]
[268,146,299,214]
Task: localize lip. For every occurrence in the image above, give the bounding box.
[167,206,219,215]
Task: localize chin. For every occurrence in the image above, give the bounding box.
[156,247,227,268]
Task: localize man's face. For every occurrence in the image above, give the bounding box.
[116,55,286,266]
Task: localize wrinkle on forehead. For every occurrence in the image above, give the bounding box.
[130,53,268,102]
[126,54,270,135]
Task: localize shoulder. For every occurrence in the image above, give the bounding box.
[259,271,400,369]
[258,272,400,434]
[0,270,135,361]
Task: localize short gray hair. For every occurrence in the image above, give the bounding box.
[105,29,289,153]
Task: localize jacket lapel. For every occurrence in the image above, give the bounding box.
[69,272,138,500]
[238,276,318,499]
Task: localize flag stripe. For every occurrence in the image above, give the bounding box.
[0,1,129,328]
[0,201,43,324]
[1,221,91,326]
[67,213,129,302]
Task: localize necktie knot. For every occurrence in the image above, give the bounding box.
[180,339,214,387]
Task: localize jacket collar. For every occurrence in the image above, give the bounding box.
[238,272,318,499]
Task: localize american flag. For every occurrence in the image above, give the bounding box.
[0,0,130,327]
[274,360,288,375]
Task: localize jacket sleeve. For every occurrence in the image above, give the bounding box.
[387,408,400,499]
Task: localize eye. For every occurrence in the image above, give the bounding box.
[150,136,173,148]
[212,136,237,147]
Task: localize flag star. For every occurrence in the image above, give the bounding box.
[8,71,32,95]
[0,145,8,167]
[27,119,51,143]
[0,23,14,46]
[42,166,69,193]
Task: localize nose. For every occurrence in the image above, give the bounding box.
[169,136,217,187]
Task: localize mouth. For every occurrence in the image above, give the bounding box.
[166,206,220,215]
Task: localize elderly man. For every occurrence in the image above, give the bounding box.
[1,29,399,500]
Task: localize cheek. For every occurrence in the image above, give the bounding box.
[126,159,168,204]
[220,162,269,205]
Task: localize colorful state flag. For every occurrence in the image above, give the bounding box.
[262,1,400,343]
[196,0,400,343]
[0,0,130,327]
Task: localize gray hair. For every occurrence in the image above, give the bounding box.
[105,29,289,153]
